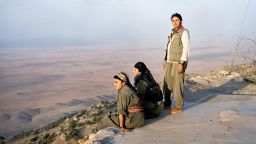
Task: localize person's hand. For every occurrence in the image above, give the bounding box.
[120,127,130,132]
[178,64,183,74]
[163,62,167,71]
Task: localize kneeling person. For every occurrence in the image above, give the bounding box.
[132,62,163,119]
[97,72,144,132]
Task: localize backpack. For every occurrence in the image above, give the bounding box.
[135,74,163,103]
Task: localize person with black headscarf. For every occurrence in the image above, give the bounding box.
[132,62,163,119]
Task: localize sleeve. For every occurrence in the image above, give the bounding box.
[117,93,130,115]
[180,30,190,62]
[136,80,147,98]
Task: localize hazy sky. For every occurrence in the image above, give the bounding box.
[0,0,255,48]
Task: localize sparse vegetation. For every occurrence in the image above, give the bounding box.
[38,133,56,144]
[45,117,66,130]
[30,135,39,142]
[222,63,256,83]
[65,120,79,141]
[4,66,255,144]
[0,136,5,144]
[7,101,116,143]
[77,109,89,117]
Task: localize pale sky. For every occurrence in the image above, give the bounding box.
[0,0,255,48]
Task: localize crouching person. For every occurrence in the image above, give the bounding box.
[97,72,144,132]
[132,62,164,119]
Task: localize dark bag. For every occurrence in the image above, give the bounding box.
[147,85,163,102]
[139,75,163,103]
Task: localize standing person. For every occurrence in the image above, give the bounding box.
[132,62,163,119]
[97,72,144,132]
[163,13,190,114]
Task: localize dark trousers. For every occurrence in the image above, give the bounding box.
[163,79,172,108]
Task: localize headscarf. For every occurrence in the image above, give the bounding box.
[114,72,128,83]
[172,25,184,34]
[134,62,147,73]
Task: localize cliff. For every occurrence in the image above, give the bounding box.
[2,63,255,144]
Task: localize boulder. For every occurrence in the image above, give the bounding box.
[86,127,121,144]
[227,72,241,79]
[60,133,65,140]
[218,70,230,76]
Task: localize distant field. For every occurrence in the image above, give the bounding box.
[0,42,235,138]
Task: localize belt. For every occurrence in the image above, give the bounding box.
[128,103,144,113]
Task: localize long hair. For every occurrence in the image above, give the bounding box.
[134,62,160,89]
[143,68,160,89]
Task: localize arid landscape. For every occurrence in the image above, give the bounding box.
[0,40,240,139]
[2,61,255,144]
[1,0,255,143]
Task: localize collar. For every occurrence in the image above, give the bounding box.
[172,25,185,34]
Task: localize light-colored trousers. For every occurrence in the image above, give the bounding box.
[164,62,186,109]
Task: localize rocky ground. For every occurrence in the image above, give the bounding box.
[0,101,116,144]
[88,63,256,144]
[1,63,255,144]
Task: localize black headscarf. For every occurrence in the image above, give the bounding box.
[134,62,147,73]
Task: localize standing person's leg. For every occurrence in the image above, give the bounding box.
[163,63,174,109]
[163,79,171,109]
[171,63,185,114]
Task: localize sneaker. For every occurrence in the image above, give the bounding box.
[170,107,183,114]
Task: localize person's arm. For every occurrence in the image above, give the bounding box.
[180,30,190,63]
[178,30,190,74]
[119,114,129,132]
[117,93,130,132]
